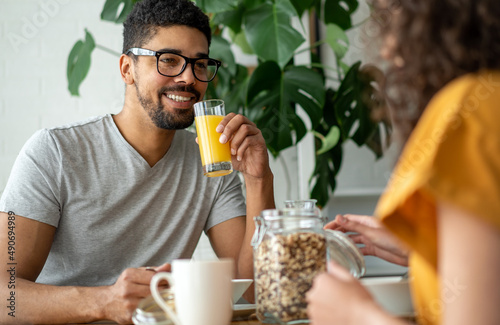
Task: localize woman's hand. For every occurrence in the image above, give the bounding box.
[307,262,403,325]
[325,214,409,266]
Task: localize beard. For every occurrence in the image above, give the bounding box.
[135,83,201,130]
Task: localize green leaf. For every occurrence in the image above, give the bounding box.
[246,61,325,156]
[243,0,305,68]
[326,23,349,60]
[314,126,340,155]
[324,0,359,30]
[100,0,136,23]
[196,0,238,13]
[206,64,249,115]
[333,61,361,139]
[206,35,249,113]
[283,66,324,129]
[229,30,255,55]
[309,142,342,208]
[333,61,387,149]
[211,3,245,34]
[243,0,267,10]
[289,0,316,17]
[67,29,95,96]
[209,35,237,75]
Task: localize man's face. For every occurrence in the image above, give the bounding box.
[132,25,209,130]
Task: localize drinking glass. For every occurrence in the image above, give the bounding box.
[194,99,233,177]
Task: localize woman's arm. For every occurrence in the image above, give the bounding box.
[438,201,500,325]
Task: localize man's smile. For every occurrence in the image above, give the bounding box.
[166,94,192,102]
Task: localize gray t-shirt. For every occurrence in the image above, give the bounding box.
[0,114,246,286]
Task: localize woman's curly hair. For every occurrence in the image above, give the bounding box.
[372,0,500,143]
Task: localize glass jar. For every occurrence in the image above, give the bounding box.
[283,199,325,224]
[284,199,318,210]
[252,209,365,324]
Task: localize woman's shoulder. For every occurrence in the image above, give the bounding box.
[430,70,500,115]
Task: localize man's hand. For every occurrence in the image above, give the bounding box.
[99,263,171,324]
[216,113,271,180]
[325,214,409,266]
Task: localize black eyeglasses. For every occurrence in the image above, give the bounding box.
[126,48,221,82]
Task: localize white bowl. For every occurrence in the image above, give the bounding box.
[232,279,253,303]
[361,276,414,317]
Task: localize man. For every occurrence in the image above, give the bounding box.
[0,0,275,323]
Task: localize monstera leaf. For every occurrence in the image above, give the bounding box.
[310,62,390,207]
[246,61,325,156]
[206,36,248,113]
[243,0,305,68]
[67,29,95,96]
[196,0,239,13]
[100,0,138,23]
[324,0,359,30]
[326,23,349,61]
[289,0,317,17]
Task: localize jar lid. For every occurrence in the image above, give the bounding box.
[260,209,283,218]
[324,229,366,278]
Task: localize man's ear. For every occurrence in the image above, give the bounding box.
[120,54,135,85]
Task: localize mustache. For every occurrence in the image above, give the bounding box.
[159,85,201,102]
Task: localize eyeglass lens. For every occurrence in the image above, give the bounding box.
[158,53,218,81]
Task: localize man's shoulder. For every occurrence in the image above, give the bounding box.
[47,115,110,134]
[22,115,113,155]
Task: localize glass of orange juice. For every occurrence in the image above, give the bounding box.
[194,99,233,177]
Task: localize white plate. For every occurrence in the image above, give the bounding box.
[232,279,253,303]
[361,276,414,317]
[232,304,256,320]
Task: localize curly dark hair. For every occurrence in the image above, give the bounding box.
[371,0,500,143]
[122,0,212,55]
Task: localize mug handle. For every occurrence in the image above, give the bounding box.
[150,272,182,325]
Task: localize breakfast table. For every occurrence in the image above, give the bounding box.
[73,314,417,324]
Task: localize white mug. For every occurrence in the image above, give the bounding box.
[150,259,234,325]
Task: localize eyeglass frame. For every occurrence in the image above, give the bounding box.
[125,47,222,82]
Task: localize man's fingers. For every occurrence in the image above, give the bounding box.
[120,268,160,285]
[155,263,172,272]
[218,114,257,145]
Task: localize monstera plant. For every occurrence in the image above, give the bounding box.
[67,0,391,208]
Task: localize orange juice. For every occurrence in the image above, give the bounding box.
[195,115,233,177]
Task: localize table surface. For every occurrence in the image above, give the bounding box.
[80,315,417,324]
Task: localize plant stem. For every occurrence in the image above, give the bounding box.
[278,155,292,200]
[303,62,340,74]
[294,40,326,55]
[96,44,122,57]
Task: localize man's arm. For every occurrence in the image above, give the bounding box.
[0,213,167,324]
[208,113,275,301]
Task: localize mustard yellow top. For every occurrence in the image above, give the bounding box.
[375,70,500,325]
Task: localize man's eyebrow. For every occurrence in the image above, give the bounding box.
[157,48,209,58]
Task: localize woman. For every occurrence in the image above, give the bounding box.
[306,0,500,324]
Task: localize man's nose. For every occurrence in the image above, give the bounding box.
[173,64,197,84]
